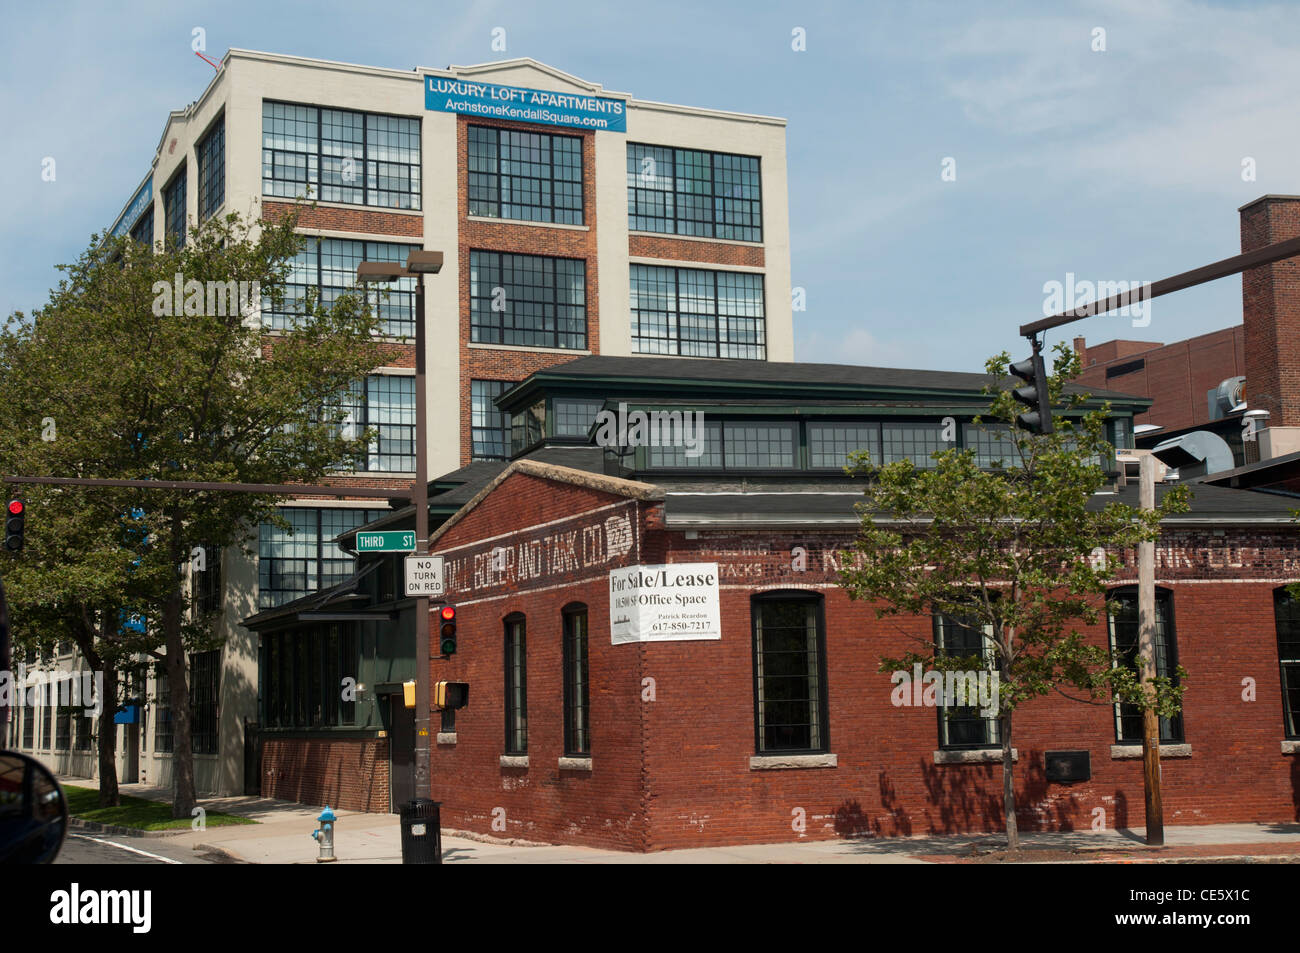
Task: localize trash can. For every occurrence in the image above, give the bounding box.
[399,798,442,864]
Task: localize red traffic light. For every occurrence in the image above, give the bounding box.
[7,500,23,516]
[440,605,455,621]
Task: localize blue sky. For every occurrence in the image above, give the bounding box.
[2,0,1297,371]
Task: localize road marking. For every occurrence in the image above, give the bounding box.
[68,833,183,864]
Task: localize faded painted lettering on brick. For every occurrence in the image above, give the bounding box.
[441,502,639,598]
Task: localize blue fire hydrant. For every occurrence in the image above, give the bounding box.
[312,806,337,863]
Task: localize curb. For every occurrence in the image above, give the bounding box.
[68,816,189,839]
[192,842,250,864]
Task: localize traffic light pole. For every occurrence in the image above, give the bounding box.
[413,273,432,800]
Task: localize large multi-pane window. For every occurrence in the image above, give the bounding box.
[262,101,421,209]
[1274,588,1300,739]
[197,116,225,222]
[471,380,513,460]
[74,706,92,751]
[194,544,221,617]
[336,375,416,472]
[724,421,798,469]
[963,422,1018,469]
[562,605,590,756]
[56,705,72,751]
[469,126,583,224]
[504,614,528,755]
[22,705,34,748]
[752,592,828,753]
[258,507,385,608]
[262,625,357,729]
[190,650,220,754]
[470,251,587,349]
[154,665,173,753]
[1107,588,1183,744]
[163,165,187,246]
[129,205,154,246]
[629,264,765,359]
[263,237,418,336]
[553,398,605,438]
[882,421,951,469]
[40,704,51,750]
[809,422,881,469]
[933,613,1000,748]
[627,143,762,242]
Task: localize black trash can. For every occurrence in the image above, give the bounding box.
[399,798,442,864]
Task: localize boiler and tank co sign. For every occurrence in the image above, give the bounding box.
[609,563,721,645]
[405,555,445,598]
[425,77,627,132]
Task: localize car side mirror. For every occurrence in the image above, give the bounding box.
[0,750,69,863]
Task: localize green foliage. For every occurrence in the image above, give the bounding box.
[61,784,256,830]
[840,342,1191,719]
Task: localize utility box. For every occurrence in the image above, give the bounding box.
[1044,750,1091,783]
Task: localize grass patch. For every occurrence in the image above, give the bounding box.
[63,785,257,831]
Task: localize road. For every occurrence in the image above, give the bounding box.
[55,832,238,864]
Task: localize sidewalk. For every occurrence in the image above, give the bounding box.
[60,777,1300,864]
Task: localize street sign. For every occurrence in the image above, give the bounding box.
[405,555,445,597]
[357,530,416,553]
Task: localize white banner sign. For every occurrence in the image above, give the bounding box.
[609,563,721,644]
[405,555,445,597]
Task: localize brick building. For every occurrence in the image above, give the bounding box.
[11,48,793,797]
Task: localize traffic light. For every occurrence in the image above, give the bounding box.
[433,681,469,710]
[1009,345,1054,434]
[438,604,457,655]
[4,499,25,552]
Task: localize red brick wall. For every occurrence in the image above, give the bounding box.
[456,117,601,466]
[1074,328,1246,431]
[261,737,391,812]
[628,234,764,268]
[1241,195,1300,427]
[263,201,423,238]
[426,476,1300,850]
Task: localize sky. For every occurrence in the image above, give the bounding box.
[1,0,1297,372]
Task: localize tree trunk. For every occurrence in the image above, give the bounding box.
[1000,652,1018,853]
[96,666,120,808]
[166,511,196,819]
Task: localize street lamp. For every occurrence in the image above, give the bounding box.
[356,249,443,799]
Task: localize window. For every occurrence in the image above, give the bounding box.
[1107,588,1183,743]
[262,101,421,209]
[470,251,587,350]
[22,705,34,748]
[56,705,72,751]
[262,625,357,729]
[1274,589,1300,739]
[40,704,51,750]
[154,665,173,753]
[197,116,225,222]
[629,264,765,359]
[646,419,722,468]
[190,650,220,754]
[129,205,154,246]
[553,398,605,438]
[510,400,546,456]
[933,613,1000,748]
[752,592,829,753]
[472,380,513,460]
[336,375,416,472]
[504,614,528,755]
[809,422,880,469]
[627,143,762,242]
[194,544,221,616]
[257,507,385,608]
[723,421,797,469]
[74,705,92,751]
[263,237,419,336]
[963,422,1018,469]
[163,165,186,246]
[562,605,590,756]
[882,421,951,469]
[469,126,583,224]
[1110,417,1132,452]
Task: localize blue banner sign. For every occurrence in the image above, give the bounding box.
[110,177,153,238]
[425,77,626,132]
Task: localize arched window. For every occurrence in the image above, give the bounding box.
[562,603,590,756]
[504,613,528,755]
[1106,587,1183,743]
[751,591,828,754]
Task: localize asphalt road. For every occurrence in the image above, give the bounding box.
[55,832,237,864]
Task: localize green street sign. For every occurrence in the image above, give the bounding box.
[356,530,416,553]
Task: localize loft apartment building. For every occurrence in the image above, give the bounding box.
[12,49,792,795]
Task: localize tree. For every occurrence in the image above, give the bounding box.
[0,206,386,815]
[837,344,1190,851]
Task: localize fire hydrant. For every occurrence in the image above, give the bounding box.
[312,806,337,863]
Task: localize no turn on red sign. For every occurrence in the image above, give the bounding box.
[404,555,445,597]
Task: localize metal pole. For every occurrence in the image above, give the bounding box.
[1,475,411,499]
[413,274,431,800]
[1138,454,1164,846]
[0,571,10,742]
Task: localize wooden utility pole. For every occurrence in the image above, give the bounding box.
[1138,454,1164,845]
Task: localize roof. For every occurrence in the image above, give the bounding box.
[242,561,380,631]
[498,355,1149,409]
